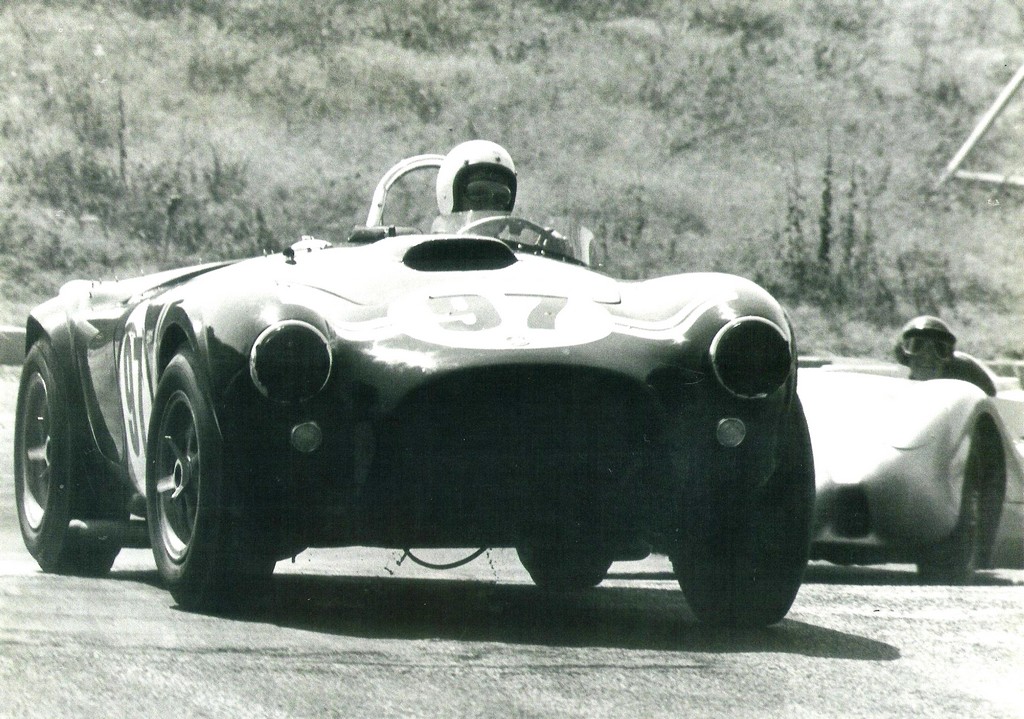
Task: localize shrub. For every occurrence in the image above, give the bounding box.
[10,146,125,223]
[690,1,786,50]
[757,150,901,324]
[531,0,663,21]
[216,0,352,52]
[186,35,260,93]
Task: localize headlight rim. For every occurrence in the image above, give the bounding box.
[709,316,792,400]
[249,319,333,403]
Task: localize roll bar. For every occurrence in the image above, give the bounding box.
[365,154,444,227]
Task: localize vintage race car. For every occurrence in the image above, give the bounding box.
[14,152,814,627]
[800,358,1024,581]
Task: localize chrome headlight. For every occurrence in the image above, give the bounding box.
[249,320,332,403]
[710,317,791,399]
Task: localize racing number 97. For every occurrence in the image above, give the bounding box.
[122,333,146,455]
[429,295,568,332]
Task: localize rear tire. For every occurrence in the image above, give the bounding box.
[671,397,815,628]
[15,340,122,576]
[146,349,275,612]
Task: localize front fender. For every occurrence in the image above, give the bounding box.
[804,370,991,547]
[164,279,339,412]
[25,285,119,481]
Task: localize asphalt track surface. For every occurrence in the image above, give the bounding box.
[0,365,1022,718]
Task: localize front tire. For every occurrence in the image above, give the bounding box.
[146,349,274,611]
[15,340,121,576]
[917,426,1003,584]
[671,397,815,628]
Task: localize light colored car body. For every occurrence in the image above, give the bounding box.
[800,358,1024,572]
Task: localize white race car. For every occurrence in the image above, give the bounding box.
[800,358,1024,582]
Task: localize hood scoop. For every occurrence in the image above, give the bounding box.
[402,238,517,272]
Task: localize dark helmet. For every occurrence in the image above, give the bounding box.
[894,315,956,365]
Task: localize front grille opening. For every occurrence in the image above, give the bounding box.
[361,365,655,544]
[250,322,332,402]
[834,487,871,538]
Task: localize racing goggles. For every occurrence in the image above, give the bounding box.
[901,334,954,359]
[463,179,513,210]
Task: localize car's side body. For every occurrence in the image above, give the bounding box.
[801,359,1024,575]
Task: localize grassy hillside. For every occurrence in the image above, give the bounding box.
[1,0,1022,357]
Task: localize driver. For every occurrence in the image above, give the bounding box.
[894,315,997,396]
[432,140,517,232]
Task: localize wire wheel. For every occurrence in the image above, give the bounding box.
[15,340,121,576]
[153,391,202,565]
[19,372,51,532]
[146,349,275,610]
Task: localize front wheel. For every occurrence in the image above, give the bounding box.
[916,426,1003,584]
[671,397,815,628]
[917,480,982,585]
[15,340,121,576]
[146,349,275,611]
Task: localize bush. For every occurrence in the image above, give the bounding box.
[10,146,125,223]
[690,1,786,49]
[186,35,260,93]
[531,0,663,21]
[755,150,901,323]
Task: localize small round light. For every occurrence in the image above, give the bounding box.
[716,418,746,448]
[290,421,323,454]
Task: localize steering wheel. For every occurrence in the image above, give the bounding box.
[457,216,566,252]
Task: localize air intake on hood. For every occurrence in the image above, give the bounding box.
[403,238,517,272]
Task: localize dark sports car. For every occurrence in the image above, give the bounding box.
[14,152,813,627]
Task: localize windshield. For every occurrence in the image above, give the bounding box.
[365,156,594,265]
[437,211,594,266]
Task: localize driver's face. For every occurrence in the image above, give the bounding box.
[902,332,953,381]
[463,179,512,211]
[906,339,947,380]
[458,169,513,212]
[908,352,944,381]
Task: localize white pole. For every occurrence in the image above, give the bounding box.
[948,169,1024,188]
[936,61,1024,187]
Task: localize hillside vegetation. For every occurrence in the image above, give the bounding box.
[1,0,1022,357]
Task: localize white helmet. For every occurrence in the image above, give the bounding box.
[436,140,517,214]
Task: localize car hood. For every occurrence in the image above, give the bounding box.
[281,235,624,308]
[259,235,787,331]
